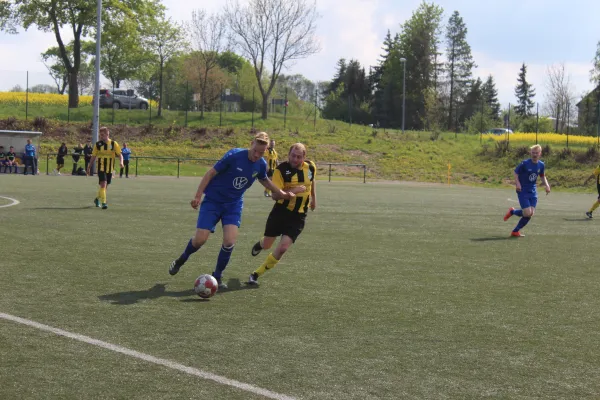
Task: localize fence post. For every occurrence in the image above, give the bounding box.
[177,158,180,178]
[46,154,49,175]
[67,105,70,123]
[363,165,366,183]
[149,100,152,126]
[328,163,332,182]
[251,86,255,129]
[185,81,189,127]
[135,157,138,177]
[26,71,29,121]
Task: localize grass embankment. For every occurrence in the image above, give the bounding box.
[1,108,598,189]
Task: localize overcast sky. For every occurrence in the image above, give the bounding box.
[0,0,598,108]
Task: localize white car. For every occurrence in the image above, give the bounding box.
[486,128,513,135]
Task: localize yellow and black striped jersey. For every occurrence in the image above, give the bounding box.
[92,139,122,174]
[272,160,316,214]
[264,148,278,171]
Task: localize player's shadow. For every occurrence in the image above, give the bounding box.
[563,218,592,222]
[32,206,94,210]
[99,283,194,305]
[470,236,512,242]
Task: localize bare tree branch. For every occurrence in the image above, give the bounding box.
[225,0,320,119]
[543,63,577,132]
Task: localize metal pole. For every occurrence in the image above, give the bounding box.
[251,86,255,129]
[67,103,70,123]
[328,164,332,182]
[402,59,406,134]
[46,154,49,175]
[597,102,599,147]
[536,103,539,144]
[149,98,152,126]
[314,88,318,131]
[92,0,101,146]
[219,85,223,127]
[177,158,180,178]
[566,102,570,148]
[363,165,366,183]
[284,87,288,129]
[135,157,138,177]
[26,71,29,120]
[185,81,189,127]
[479,96,484,145]
[555,104,560,133]
[111,81,115,125]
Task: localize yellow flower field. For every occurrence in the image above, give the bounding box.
[485,132,598,146]
[0,92,93,106]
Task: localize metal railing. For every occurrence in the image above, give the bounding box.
[41,153,368,182]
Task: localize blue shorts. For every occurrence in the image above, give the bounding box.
[196,198,243,232]
[517,191,538,209]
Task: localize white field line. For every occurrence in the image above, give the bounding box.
[0,196,20,208]
[0,312,296,400]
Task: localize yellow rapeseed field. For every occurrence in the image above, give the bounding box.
[485,132,598,146]
[0,92,93,106]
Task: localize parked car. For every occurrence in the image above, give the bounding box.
[485,128,513,135]
[99,89,149,110]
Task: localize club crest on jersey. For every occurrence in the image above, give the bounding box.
[233,176,248,189]
[252,171,258,178]
[529,173,537,182]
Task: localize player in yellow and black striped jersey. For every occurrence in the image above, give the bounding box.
[263,139,279,197]
[585,165,600,218]
[248,143,317,285]
[87,127,123,210]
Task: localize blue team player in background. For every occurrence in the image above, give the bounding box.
[169,132,303,289]
[503,144,551,237]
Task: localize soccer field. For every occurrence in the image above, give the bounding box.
[1,175,600,399]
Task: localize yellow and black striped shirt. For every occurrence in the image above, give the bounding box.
[272,160,316,214]
[265,148,278,171]
[92,139,122,174]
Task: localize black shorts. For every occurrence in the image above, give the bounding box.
[267,169,274,178]
[56,156,65,165]
[264,205,306,242]
[98,171,112,185]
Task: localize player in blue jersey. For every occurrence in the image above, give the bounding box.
[503,144,551,237]
[168,132,305,289]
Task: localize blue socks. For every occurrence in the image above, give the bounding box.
[513,217,531,232]
[512,209,523,217]
[179,239,201,263]
[212,244,235,280]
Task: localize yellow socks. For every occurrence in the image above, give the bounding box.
[254,253,279,277]
[98,187,107,204]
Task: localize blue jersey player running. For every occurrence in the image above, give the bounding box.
[503,144,551,237]
[169,132,302,289]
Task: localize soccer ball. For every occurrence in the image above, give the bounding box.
[193,274,218,298]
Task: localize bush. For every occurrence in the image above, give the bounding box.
[514,146,529,159]
[495,140,510,157]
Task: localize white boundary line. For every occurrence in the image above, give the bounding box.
[0,312,296,400]
[0,196,20,208]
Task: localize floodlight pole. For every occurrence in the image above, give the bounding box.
[91,0,102,146]
[400,57,407,134]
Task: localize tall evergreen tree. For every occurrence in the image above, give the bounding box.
[514,63,536,117]
[482,75,501,118]
[445,11,475,130]
[396,1,444,130]
[459,77,483,125]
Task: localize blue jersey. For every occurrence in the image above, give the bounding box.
[204,148,267,203]
[121,147,131,161]
[515,158,545,194]
[25,144,36,157]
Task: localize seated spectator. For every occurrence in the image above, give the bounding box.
[0,146,6,172]
[5,146,18,173]
[71,143,84,175]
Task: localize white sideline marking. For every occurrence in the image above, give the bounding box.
[0,196,20,208]
[0,312,296,400]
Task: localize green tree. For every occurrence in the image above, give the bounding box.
[1,0,163,107]
[514,63,536,117]
[396,1,444,130]
[445,11,475,130]
[482,74,501,119]
[225,0,320,119]
[459,77,483,127]
[41,40,94,95]
[144,15,185,116]
[591,40,600,86]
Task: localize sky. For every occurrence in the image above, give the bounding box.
[0,0,599,110]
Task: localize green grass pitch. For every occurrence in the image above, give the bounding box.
[1,174,600,399]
